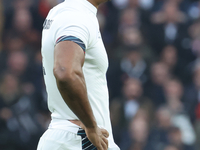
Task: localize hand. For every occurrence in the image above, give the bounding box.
[85,126,109,150]
[70,120,109,150]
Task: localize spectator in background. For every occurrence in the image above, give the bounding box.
[164,78,184,114]
[168,127,195,150]
[122,78,143,122]
[0,73,43,150]
[117,78,153,148]
[119,8,140,31]
[164,145,180,150]
[120,47,147,82]
[184,64,200,149]
[12,8,41,50]
[164,78,196,147]
[120,27,142,47]
[147,106,195,150]
[149,106,173,150]
[119,27,154,63]
[159,45,182,78]
[0,0,54,149]
[159,45,187,83]
[0,73,22,150]
[122,78,152,122]
[150,0,188,54]
[127,114,151,150]
[145,62,170,107]
[4,35,25,53]
[117,1,154,46]
[3,0,41,51]
[109,77,153,145]
[184,64,200,122]
[120,109,153,150]
[13,8,32,34]
[6,51,29,82]
[107,44,149,98]
[188,19,200,67]
[0,35,26,70]
[7,51,27,75]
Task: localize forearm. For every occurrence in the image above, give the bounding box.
[55,71,97,128]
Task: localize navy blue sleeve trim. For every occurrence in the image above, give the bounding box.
[56,36,86,52]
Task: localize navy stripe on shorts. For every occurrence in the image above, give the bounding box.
[77,128,97,150]
[56,35,86,52]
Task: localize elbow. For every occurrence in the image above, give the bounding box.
[53,65,82,84]
[53,66,74,83]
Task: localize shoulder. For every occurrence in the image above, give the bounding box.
[56,9,91,25]
[52,12,95,37]
[47,5,99,48]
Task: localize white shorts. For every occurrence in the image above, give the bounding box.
[37,128,83,150]
[37,118,120,150]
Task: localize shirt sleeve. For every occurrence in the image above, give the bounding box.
[56,36,86,52]
[54,13,90,51]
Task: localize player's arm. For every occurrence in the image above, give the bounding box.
[53,41,108,150]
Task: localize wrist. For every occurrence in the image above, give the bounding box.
[84,120,97,129]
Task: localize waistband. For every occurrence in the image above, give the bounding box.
[49,117,80,134]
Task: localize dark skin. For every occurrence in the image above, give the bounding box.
[88,0,109,8]
[54,17,110,149]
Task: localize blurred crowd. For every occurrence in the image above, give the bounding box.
[0,0,200,150]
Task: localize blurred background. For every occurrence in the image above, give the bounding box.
[0,0,200,150]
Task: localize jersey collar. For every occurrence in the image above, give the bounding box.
[65,0,97,15]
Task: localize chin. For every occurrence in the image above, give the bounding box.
[99,0,110,5]
[104,0,110,2]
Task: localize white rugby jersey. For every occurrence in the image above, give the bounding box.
[41,0,119,149]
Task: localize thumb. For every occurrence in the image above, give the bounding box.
[101,128,109,138]
[80,122,86,130]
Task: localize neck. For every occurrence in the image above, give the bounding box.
[87,0,104,8]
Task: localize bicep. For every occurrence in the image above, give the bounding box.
[54,41,85,76]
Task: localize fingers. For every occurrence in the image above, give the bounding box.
[101,139,108,150]
[102,136,108,147]
[96,145,104,150]
[97,138,108,150]
[100,128,108,150]
[101,128,109,138]
[85,127,109,150]
[102,136,108,150]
